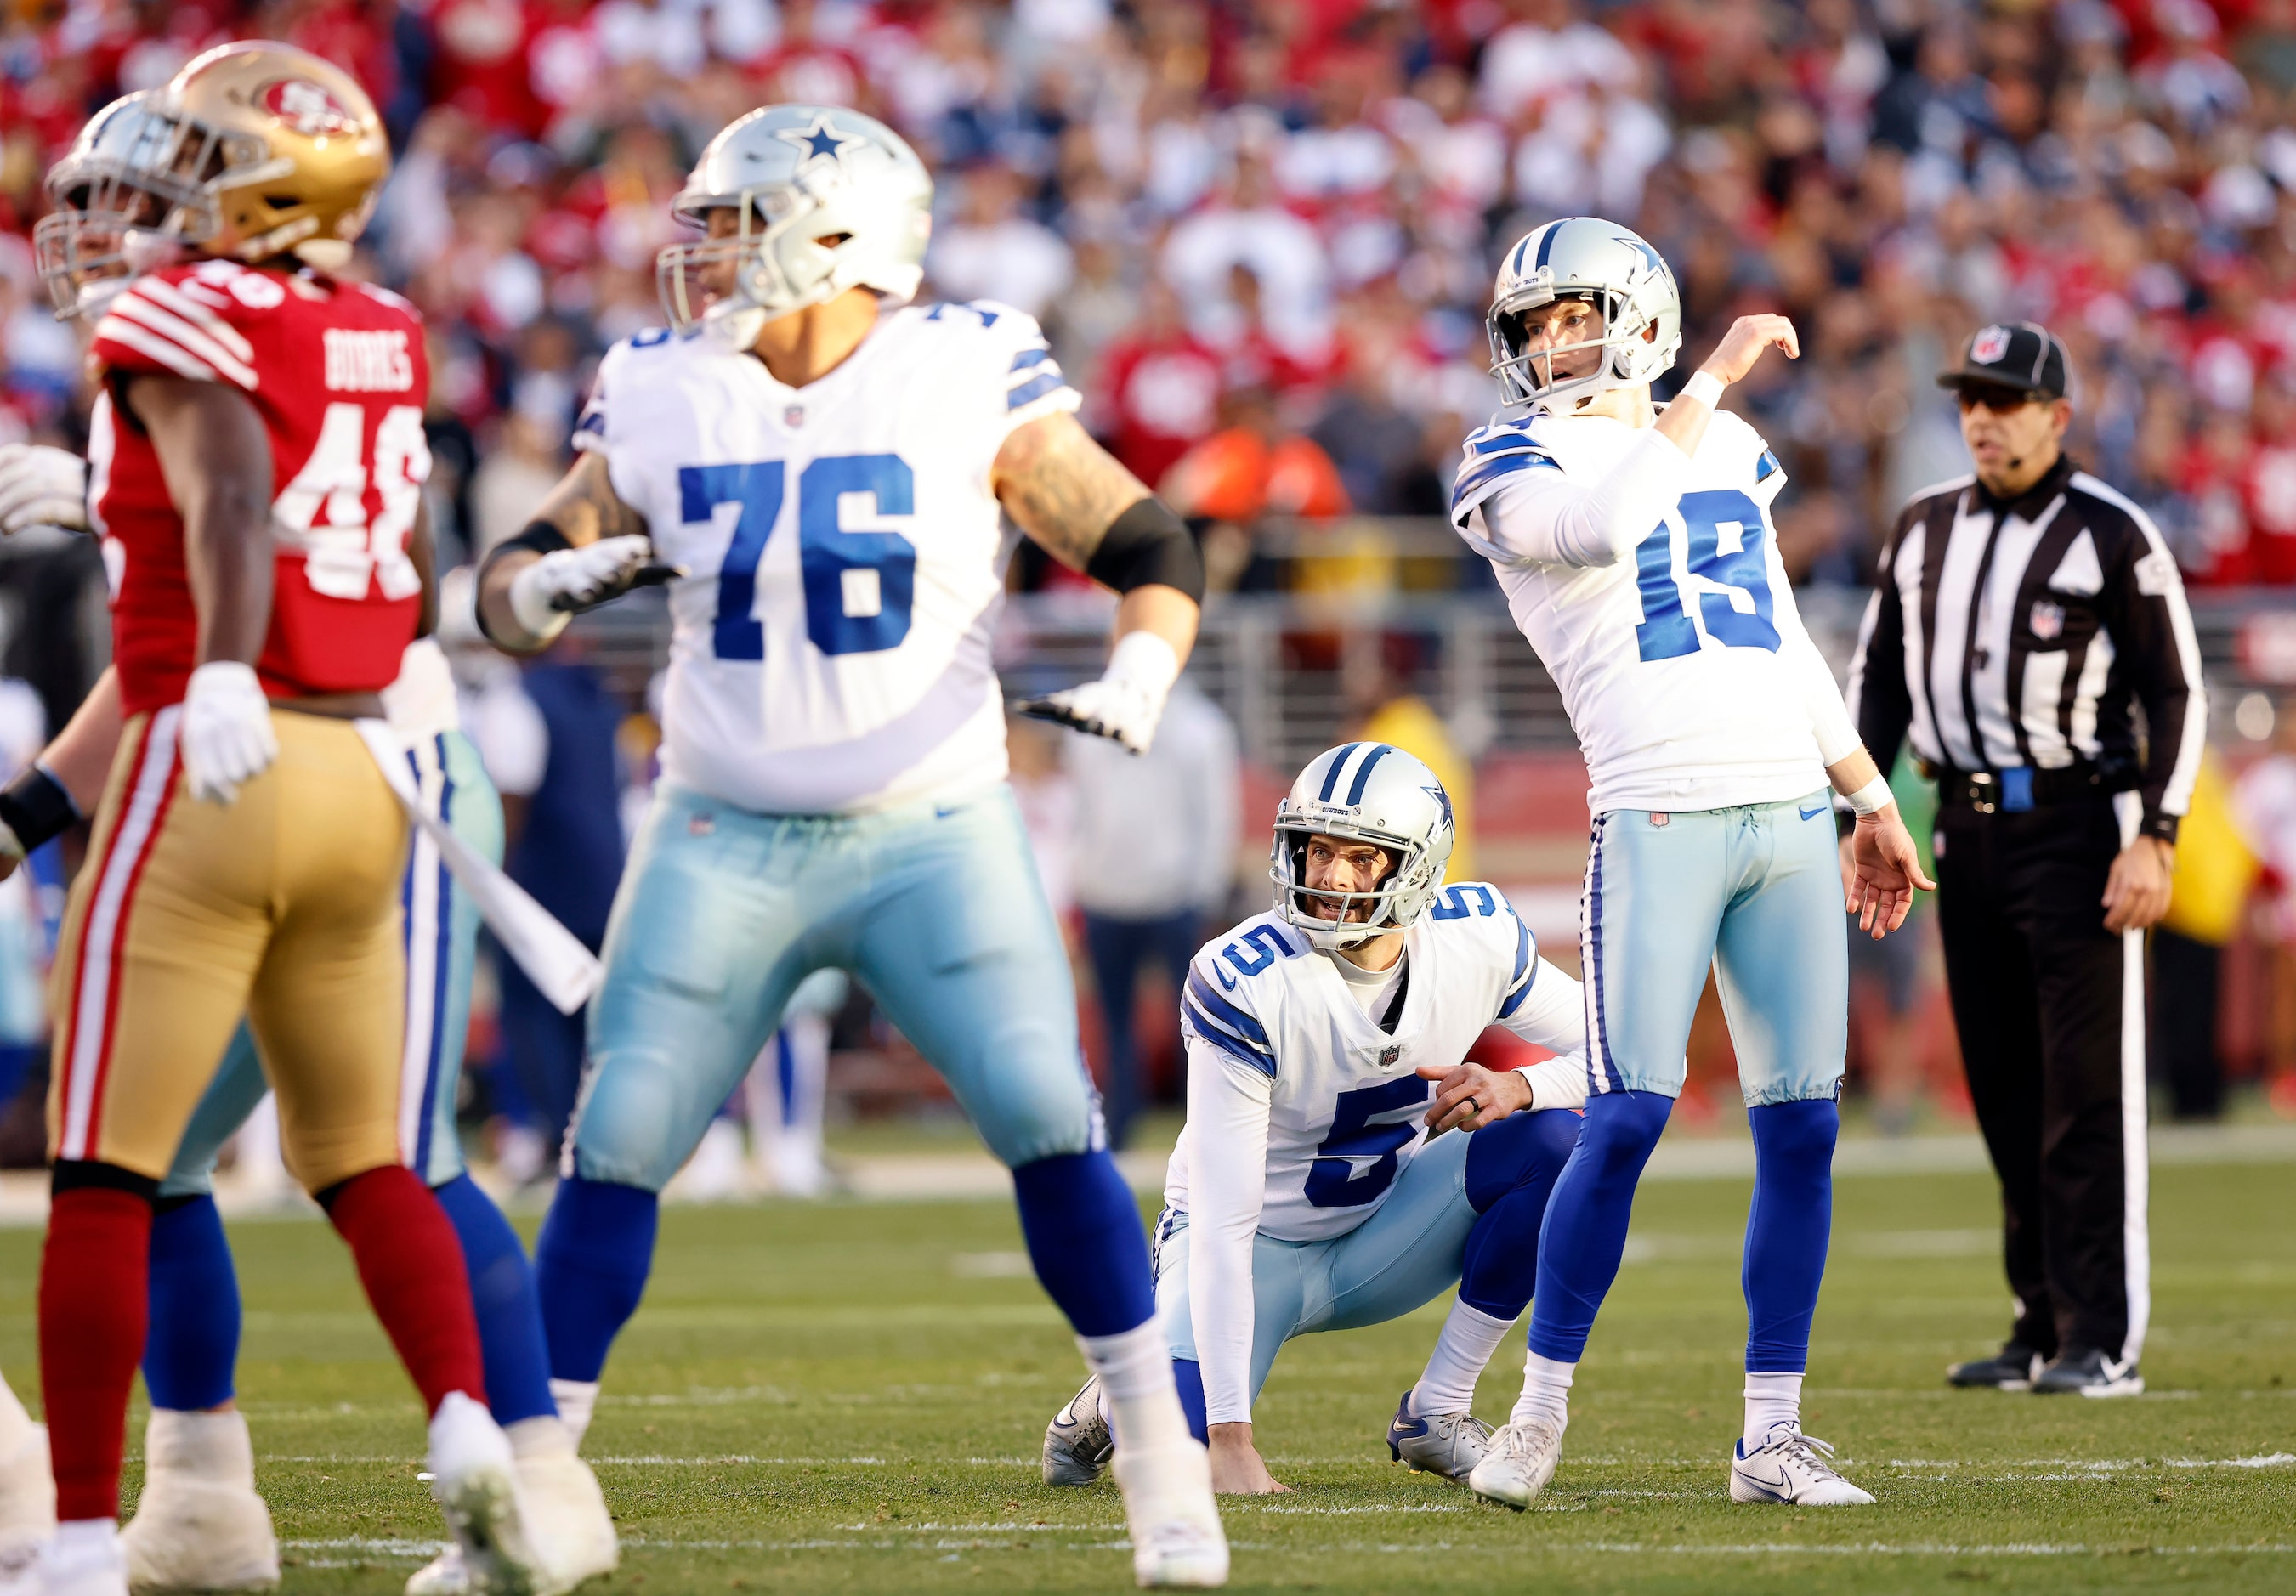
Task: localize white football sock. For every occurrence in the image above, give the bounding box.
[1410,1299,1516,1418]
[1743,1372,1803,1451]
[144,1408,255,1486]
[1079,1323,1190,1453]
[551,1379,600,1451]
[1510,1350,1575,1432]
[504,1414,578,1459]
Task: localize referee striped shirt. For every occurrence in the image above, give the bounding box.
[1845,454,2204,841]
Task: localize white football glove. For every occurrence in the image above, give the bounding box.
[507,535,663,643]
[0,444,89,536]
[1018,630,1182,755]
[180,660,278,805]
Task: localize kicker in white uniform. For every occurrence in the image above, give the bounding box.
[1043,744,1590,1495]
[1445,217,1932,1514]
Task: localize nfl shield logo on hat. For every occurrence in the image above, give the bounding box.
[1971,325,2013,364]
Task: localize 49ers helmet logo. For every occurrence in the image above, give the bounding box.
[258,77,362,138]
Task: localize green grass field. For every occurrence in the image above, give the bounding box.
[3,1155,2291,1594]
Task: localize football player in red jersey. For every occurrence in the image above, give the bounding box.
[26,46,545,1596]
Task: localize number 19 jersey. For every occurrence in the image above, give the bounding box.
[579,301,1079,816]
[1451,407,1839,816]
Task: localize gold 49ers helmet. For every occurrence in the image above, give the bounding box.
[36,40,388,317]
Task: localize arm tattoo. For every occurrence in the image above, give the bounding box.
[529,450,649,546]
[993,411,1153,571]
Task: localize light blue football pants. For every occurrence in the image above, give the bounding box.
[567,781,1099,1189]
[1153,1126,1495,1406]
[1580,790,1846,1106]
[162,731,499,1196]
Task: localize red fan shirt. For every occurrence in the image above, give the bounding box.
[87,261,433,716]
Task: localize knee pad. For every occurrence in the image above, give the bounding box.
[1579,1089,1673,1173]
[1463,1107,1579,1211]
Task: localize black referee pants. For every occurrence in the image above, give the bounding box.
[1934,795,2146,1366]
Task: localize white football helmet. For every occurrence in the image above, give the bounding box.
[657,105,933,348]
[1269,743,1456,952]
[1487,217,1682,412]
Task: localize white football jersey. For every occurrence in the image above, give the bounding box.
[1167,886,1585,1244]
[576,302,1080,815]
[1453,407,1840,815]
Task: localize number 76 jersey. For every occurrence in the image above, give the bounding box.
[1451,405,1838,816]
[579,301,1080,816]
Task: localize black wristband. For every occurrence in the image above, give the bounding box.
[0,764,80,853]
[1085,497,1205,603]
[2140,812,2180,846]
[474,521,574,646]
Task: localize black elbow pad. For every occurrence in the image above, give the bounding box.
[1084,498,1205,604]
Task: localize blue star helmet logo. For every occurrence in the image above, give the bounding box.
[1423,784,1454,830]
[1613,233,1665,280]
[777,113,866,173]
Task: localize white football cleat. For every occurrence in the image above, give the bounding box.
[121,1410,280,1591]
[1729,1424,1875,1506]
[507,1418,616,1590]
[1466,1416,1565,1509]
[0,1418,54,1571]
[407,1425,615,1596]
[1110,1441,1227,1588]
[1385,1392,1494,1480]
[427,1394,542,1596]
[1041,1377,1114,1487]
[33,1523,128,1596]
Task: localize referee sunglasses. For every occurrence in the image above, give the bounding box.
[1951,381,2046,415]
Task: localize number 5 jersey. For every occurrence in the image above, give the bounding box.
[1169,893,1588,1246]
[575,300,1080,816]
[1450,405,1859,817]
[88,259,433,715]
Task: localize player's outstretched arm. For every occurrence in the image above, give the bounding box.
[0,665,121,881]
[995,412,1204,754]
[1829,747,1936,939]
[475,450,663,654]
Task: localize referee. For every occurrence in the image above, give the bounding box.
[1845,321,2203,1399]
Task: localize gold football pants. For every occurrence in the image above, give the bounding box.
[48,706,410,1191]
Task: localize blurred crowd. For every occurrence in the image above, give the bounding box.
[0,0,2293,587]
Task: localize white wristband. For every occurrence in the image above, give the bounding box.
[507,561,573,645]
[1846,775,1894,816]
[1103,628,1181,695]
[1681,369,1726,410]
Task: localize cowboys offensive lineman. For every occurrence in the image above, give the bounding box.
[1448,218,1931,1509]
[473,106,1225,1586]
[1041,745,1590,1496]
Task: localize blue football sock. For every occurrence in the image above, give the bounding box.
[1743,1098,1838,1374]
[1171,1358,1208,1445]
[1526,1089,1673,1364]
[433,1174,556,1425]
[1459,1106,1584,1320]
[144,1194,239,1412]
[1011,1150,1155,1338]
[536,1174,659,1384]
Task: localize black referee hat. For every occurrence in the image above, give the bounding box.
[1937,321,2072,400]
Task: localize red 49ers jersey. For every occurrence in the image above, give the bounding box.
[87,259,433,716]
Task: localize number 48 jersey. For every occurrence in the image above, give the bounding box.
[88,261,433,716]
[1451,406,1847,817]
[1167,889,1588,1245]
[577,301,1080,816]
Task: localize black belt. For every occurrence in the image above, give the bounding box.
[1920,759,2134,815]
